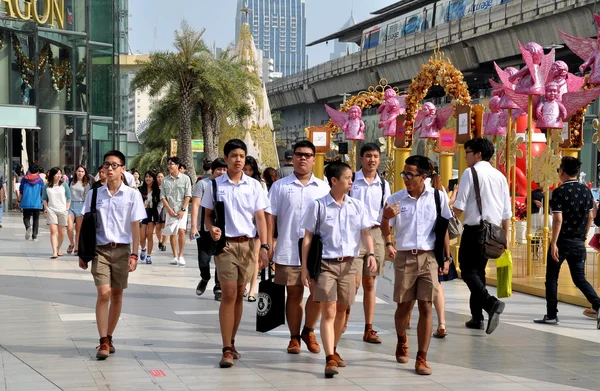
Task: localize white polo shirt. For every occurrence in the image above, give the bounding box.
[383,187,452,251]
[453,161,512,226]
[82,183,146,245]
[301,194,370,259]
[269,173,330,266]
[200,172,269,238]
[349,169,391,227]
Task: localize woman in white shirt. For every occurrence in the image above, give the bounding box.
[67,166,91,255]
[42,167,71,259]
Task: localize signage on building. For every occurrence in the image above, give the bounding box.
[191,139,204,153]
[1,0,65,30]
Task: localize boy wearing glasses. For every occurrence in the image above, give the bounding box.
[79,150,146,360]
[267,140,330,355]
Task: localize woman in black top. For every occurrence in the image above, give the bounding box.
[139,171,161,264]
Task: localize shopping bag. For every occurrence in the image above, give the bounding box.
[496,250,513,298]
[589,233,600,252]
[78,188,98,264]
[162,215,180,236]
[256,267,285,332]
[376,260,395,304]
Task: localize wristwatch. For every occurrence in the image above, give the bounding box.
[180,207,186,211]
[367,253,376,258]
[260,244,270,251]
[385,242,394,247]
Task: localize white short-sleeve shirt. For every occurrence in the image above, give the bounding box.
[301,194,370,258]
[383,187,452,251]
[200,172,270,238]
[269,173,330,266]
[349,169,391,227]
[82,183,146,245]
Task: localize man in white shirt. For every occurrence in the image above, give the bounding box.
[300,162,376,378]
[267,140,330,355]
[453,138,511,335]
[201,139,270,369]
[78,150,146,360]
[381,155,452,376]
[349,143,391,344]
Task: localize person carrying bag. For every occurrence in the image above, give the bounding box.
[256,267,285,332]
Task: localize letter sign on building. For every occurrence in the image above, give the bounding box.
[1,0,64,30]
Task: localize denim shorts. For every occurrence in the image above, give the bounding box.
[69,201,84,217]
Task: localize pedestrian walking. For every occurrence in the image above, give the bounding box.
[139,171,161,265]
[67,166,91,255]
[155,172,167,251]
[42,167,71,259]
[0,168,7,227]
[277,150,294,179]
[17,164,44,241]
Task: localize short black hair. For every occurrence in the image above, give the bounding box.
[360,143,381,157]
[464,138,494,161]
[202,159,212,172]
[325,162,352,187]
[167,156,181,167]
[224,139,247,156]
[180,163,187,170]
[405,155,431,175]
[104,150,126,166]
[29,164,40,174]
[293,140,316,155]
[560,156,581,177]
[211,158,227,171]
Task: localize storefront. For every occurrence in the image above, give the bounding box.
[0,0,121,205]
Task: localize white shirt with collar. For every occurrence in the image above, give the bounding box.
[269,172,330,266]
[200,172,270,238]
[453,161,512,226]
[301,193,370,259]
[383,187,452,251]
[349,169,391,227]
[82,183,146,245]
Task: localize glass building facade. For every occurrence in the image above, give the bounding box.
[0,0,121,199]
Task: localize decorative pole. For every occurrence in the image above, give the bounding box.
[526,95,533,276]
[506,110,515,246]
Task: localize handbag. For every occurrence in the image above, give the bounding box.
[256,267,286,332]
[376,260,395,304]
[297,200,323,280]
[211,179,227,255]
[433,189,450,270]
[470,167,507,259]
[496,250,513,298]
[589,233,600,252]
[162,215,179,236]
[78,188,98,264]
[448,211,464,239]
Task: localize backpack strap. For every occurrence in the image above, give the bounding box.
[380,175,386,209]
[434,188,441,217]
[315,200,322,236]
[91,188,98,213]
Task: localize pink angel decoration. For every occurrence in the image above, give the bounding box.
[324,104,365,140]
[377,89,407,137]
[507,42,554,96]
[414,102,454,139]
[559,14,600,84]
[483,96,508,136]
[491,65,520,109]
[547,61,585,99]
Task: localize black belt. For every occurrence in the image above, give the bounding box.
[99,242,128,248]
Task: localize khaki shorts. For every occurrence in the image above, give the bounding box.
[274,264,302,286]
[393,251,439,303]
[215,237,256,285]
[46,209,68,226]
[313,258,357,305]
[354,226,386,277]
[91,244,131,289]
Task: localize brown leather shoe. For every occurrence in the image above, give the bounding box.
[324,356,339,378]
[301,332,321,353]
[107,335,116,354]
[287,338,301,354]
[333,351,347,367]
[395,340,409,364]
[415,355,432,375]
[96,337,110,360]
[219,348,235,368]
[363,328,382,344]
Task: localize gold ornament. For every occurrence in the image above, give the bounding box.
[548,128,564,152]
[531,146,561,190]
[499,127,523,166]
[592,116,600,152]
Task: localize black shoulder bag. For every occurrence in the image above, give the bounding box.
[78,188,98,264]
[433,189,449,269]
[298,200,323,279]
[470,167,507,259]
[211,179,227,255]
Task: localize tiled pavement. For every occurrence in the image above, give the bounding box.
[0,212,599,390]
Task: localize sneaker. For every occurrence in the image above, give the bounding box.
[219,348,234,368]
[486,300,505,335]
[415,355,432,375]
[107,335,116,354]
[363,328,382,344]
[395,340,409,364]
[158,243,166,251]
[33,238,39,242]
[140,248,147,262]
[145,255,152,264]
[170,258,178,265]
[533,315,560,325]
[214,291,222,301]
[301,331,321,353]
[178,257,186,266]
[287,338,301,354]
[25,227,32,240]
[196,279,208,296]
[96,337,110,360]
[583,308,597,319]
[324,357,339,378]
[333,351,346,367]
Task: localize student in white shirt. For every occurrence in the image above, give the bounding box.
[300,162,376,378]
[78,150,146,360]
[201,139,270,369]
[348,143,391,344]
[381,155,452,376]
[267,140,330,355]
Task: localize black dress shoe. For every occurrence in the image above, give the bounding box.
[214,291,222,301]
[196,279,208,296]
[465,318,484,330]
[486,300,506,335]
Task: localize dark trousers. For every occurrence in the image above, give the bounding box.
[23,209,40,239]
[459,225,498,321]
[196,236,220,292]
[546,239,600,318]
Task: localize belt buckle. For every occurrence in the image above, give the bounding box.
[110,242,117,248]
[411,249,418,255]
[336,257,344,262]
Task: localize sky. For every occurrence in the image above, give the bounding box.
[128,0,394,67]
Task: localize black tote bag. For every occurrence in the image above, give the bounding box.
[256,267,285,332]
[433,189,450,270]
[297,200,323,280]
[211,179,227,255]
[78,188,98,264]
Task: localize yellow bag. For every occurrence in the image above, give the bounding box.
[496,250,513,298]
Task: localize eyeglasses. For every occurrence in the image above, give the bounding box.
[102,162,124,170]
[294,152,314,159]
[465,150,474,155]
[167,162,178,166]
[400,171,421,180]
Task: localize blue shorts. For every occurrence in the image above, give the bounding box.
[69,201,84,217]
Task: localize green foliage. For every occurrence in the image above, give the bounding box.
[130,149,168,176]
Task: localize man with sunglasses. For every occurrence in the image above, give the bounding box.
[79,150,146,360]
[267,140,330,354]
[453,138,511,334]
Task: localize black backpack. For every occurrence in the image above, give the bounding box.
[78,188,98,264]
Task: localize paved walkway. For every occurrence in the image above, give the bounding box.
[0,212,599,391]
